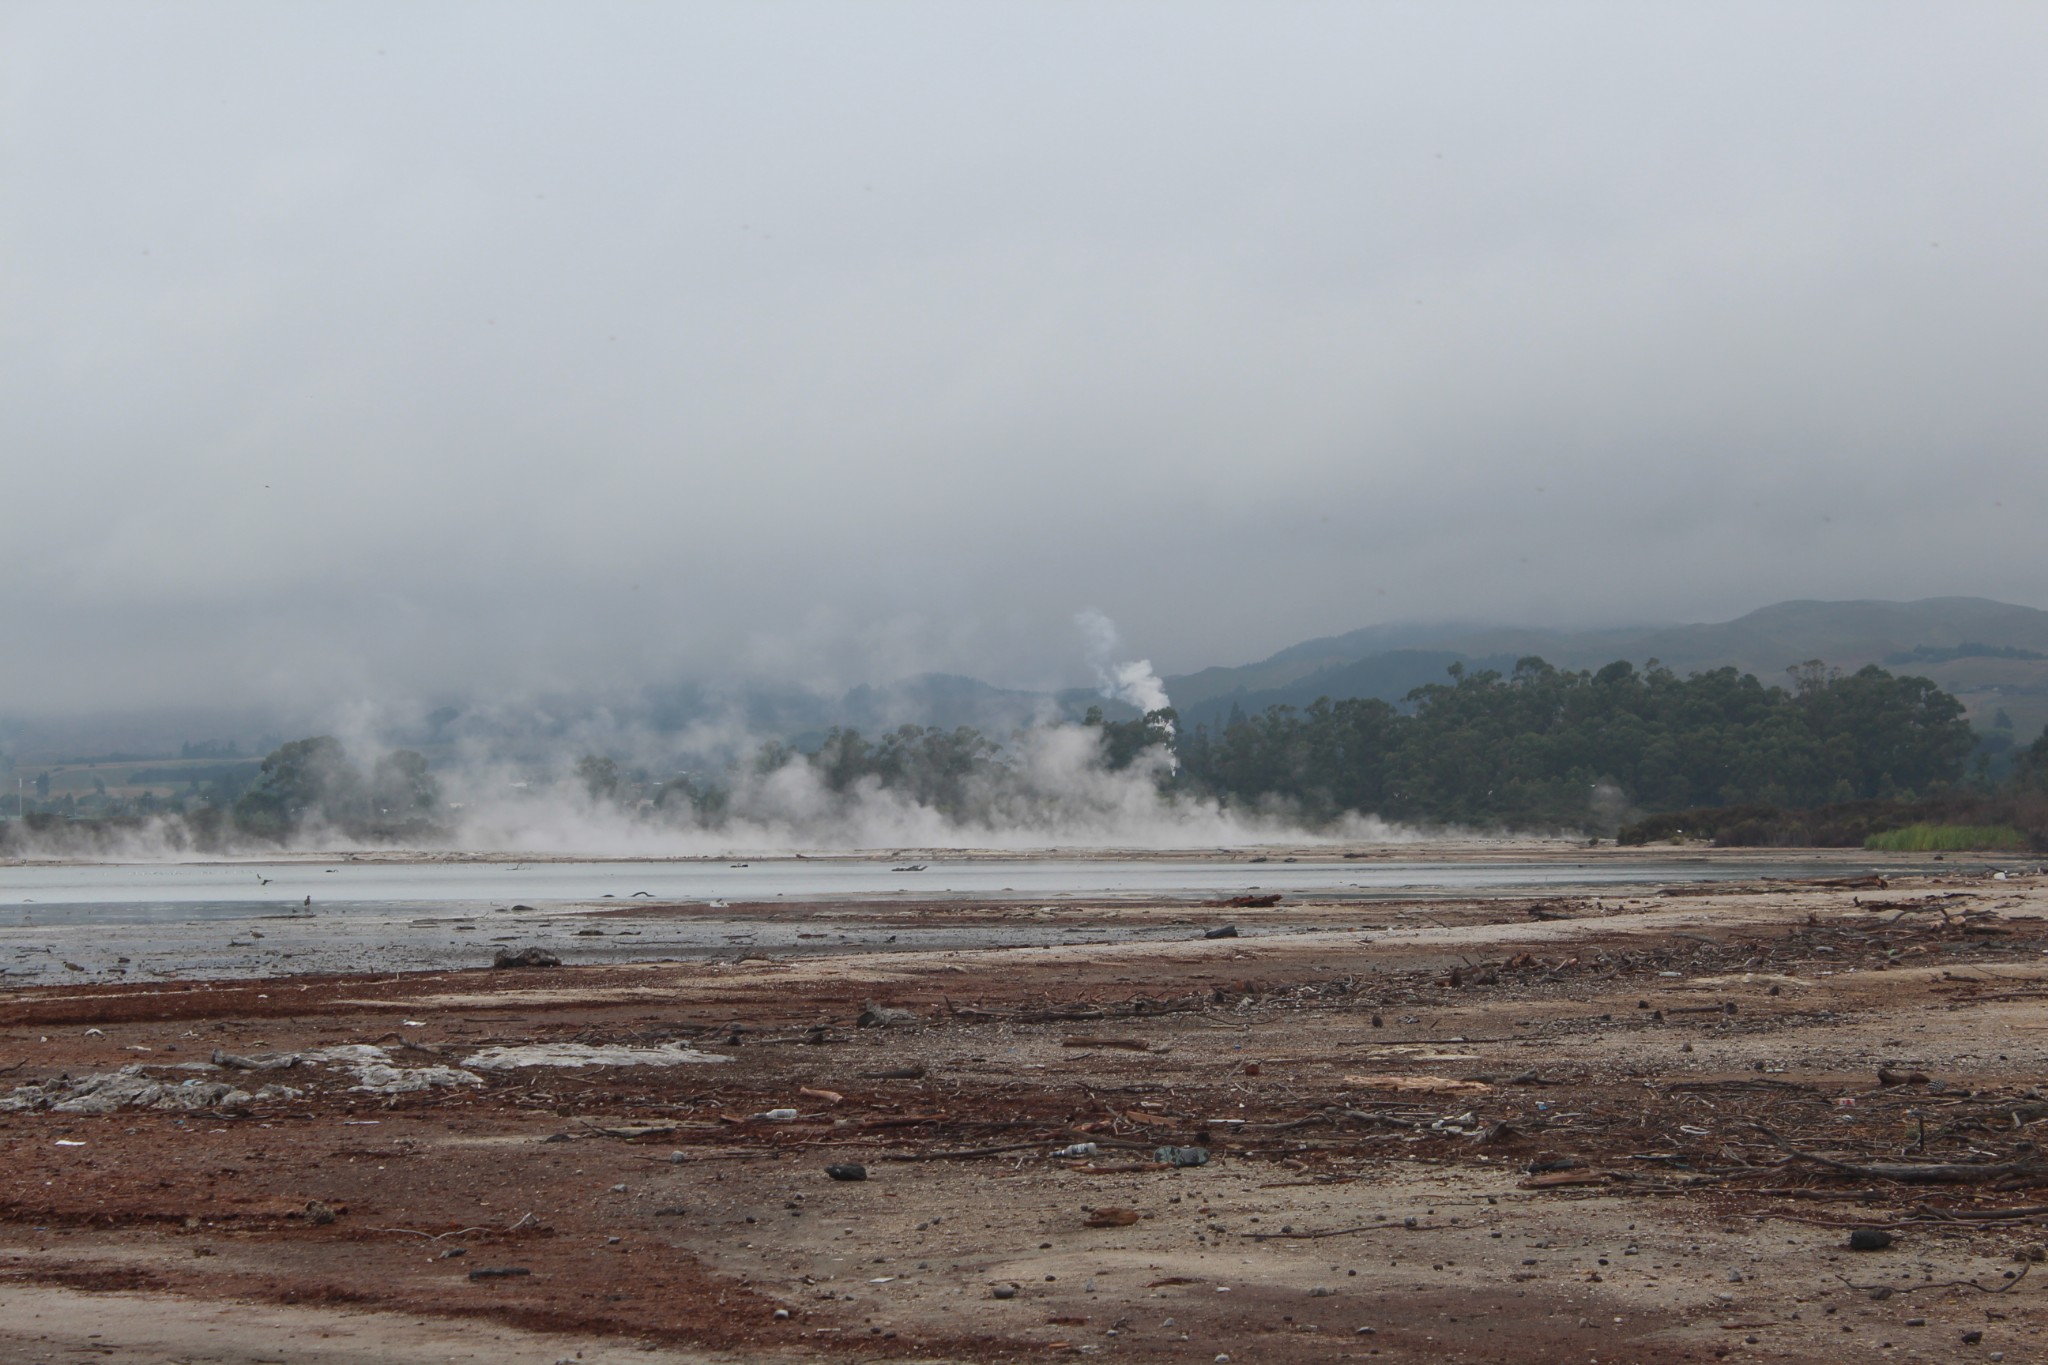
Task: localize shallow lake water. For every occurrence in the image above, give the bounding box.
[0,852,1913,924]
[0,850,1944,985]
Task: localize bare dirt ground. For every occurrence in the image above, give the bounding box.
[4,857,2048,1363]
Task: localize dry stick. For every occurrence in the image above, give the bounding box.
[1753,1124,2048,1185]
[1240,1221,1456,1240]
[1838,1262,2031,1297]
[1915,1203,2048,1222]
[366,1212,529,1242]
[882,1142,1047,1162]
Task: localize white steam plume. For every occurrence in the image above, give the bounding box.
[1075,609,1173,720]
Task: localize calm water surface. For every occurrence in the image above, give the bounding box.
[0,853,1919,927]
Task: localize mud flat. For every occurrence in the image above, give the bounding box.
[3,851,2046,1362]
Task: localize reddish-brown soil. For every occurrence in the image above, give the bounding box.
[5,864,2047,1362]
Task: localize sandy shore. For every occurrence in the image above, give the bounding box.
[3,850,2045,1362]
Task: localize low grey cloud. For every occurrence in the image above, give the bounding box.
[4,2,2045,716]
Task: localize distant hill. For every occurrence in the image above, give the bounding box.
[1432,597,2048,676]
[9,598,2046,767]
[1167,598,2048,741]
[1173,650,1513,734]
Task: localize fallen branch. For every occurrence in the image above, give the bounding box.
[1240,1220,1453,1240]
[1839,1262,2030,1297]
[1669,1079,1818,1095]
[1754,1125,2048,1185]
[882,1142,1046,1162]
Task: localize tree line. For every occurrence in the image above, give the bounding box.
[8,655,2042,850]
[1174,657,1988,828]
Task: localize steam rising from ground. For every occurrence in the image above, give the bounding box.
[4,714,1421,861]
[1076,609,1174,722]
[439,723,1410,857]
[4,617,1427,861]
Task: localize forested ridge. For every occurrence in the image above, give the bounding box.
[1173,656,1989,827]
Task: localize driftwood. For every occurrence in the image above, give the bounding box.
[1756,1125,2048,1185]
[1240,1219,1453,1240]
[883,1142,1046,1161]
[1668,1078,1818,1095]
[1765,875,1888,890]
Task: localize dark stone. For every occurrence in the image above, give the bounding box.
[491,947,561,969]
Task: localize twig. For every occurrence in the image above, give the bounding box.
[1753,1125,2048,1185]
[367,1223,496,1241]
[1240,1220,1454,1240]
[883,1142,1046,1161]
[1838,1262,2030,1297]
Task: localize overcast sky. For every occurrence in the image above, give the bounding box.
[4,2,2046,715]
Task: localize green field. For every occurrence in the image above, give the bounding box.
[1865,822,2029,852]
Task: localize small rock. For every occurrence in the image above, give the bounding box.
[1084,1207,1140,1228]
[857,1001,918,1028]
[825,1163,867,1182]
[1203,925,1240,940]
[773,1308,791,1320]
[1848,1228,1895,1252]
[991,1284,1018,1300]
[491,947,561,969]
[303,1200,336,1225]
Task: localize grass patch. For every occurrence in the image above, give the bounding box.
[1864,823,2028,852]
